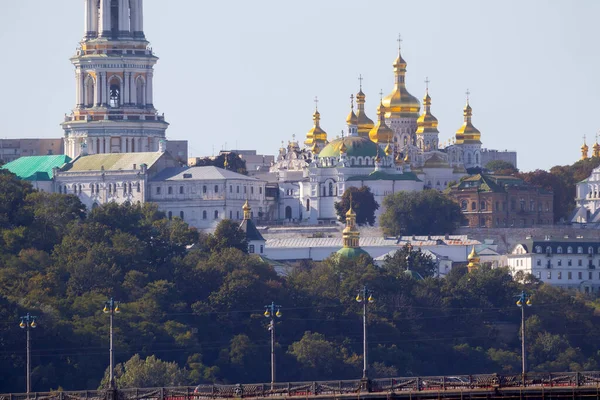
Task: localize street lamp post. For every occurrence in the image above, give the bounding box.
[356,286,374,380]
[103,298,121,389]
[19,313,37,394]
[516,291,532,377]
[264,302,282,390]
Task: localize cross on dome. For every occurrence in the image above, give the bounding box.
[425,77,430,92]
[350,94,354,108]
[314,96,319,111]
[465,88,471,102]
[397,33,403,52]
[358,74,364,90]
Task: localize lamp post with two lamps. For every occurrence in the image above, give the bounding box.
[264,302,282,390]
[103,298,121,389]
[20,313,37,394]
[356,286,374,381]
[516,291,532,376]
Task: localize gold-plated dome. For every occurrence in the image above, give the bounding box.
[416,89,439,135]
[382,43,420,119]
[243,199,251,220]
[593,140,600,158]
[369,102,394,144]
[346,94,358,126]
[455,99,481,145]
[581,138,589,160]
[305,107,328,147]
[355,82,374,137]
[467,245,480,273]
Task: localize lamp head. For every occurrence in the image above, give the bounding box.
[275,309,282,318]
[103,305,109,314]
[516,299,523,307]
[264,309,271,318]
[367,294,375,303]
[19,320,25,329]
[356,294,363,303]
[526,298,532,306]
[30,319,37,329]
[114,304,121,314]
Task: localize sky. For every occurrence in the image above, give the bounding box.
[0,0,599,172]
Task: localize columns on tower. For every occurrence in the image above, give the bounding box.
[99,0,111,38]
[84,0,98,38]
[118,0,131,36]
[75,70,82,107]
[94,74,101,106]
[100,72,108,106]
[131,0,145,39]
[146,72,153,107]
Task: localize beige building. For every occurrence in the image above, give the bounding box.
[0,139,64,163]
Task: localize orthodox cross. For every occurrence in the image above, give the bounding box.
[379,89,384,103]
[465,88,471,102]
[424,77,430,92]
[350,94,354,108]
[397,34,403,51]
[358,74,363,90]
[314,96,319,111]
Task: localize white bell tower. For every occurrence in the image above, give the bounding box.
[62,0,169,158]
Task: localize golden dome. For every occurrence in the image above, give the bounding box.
[382,45,420,119]
[346,94,358,126]
[593,141,600,158]
[369,103,394,144]
[345,203,356,218]
[384,142,393,156]
[395,152,404,165]
[416,89,439,135]
[455,100,481,145]
[305,107,328,147]
[356,88,374,137]
[581,138,589,160]
[467,245,480,273]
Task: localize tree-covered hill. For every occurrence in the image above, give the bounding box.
[0,169,599,392]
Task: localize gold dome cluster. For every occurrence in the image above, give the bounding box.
[382,44,421,119]
[369,102,394,144]
[455,99,481,145]
[355,79,375,137]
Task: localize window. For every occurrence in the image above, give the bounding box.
[567,246,573,254]
[590,271,593,280]
[545,246,552,255]
[168,186,173,195]
[128,183,132,194]
[168,211,172,220]
[237,186,240,194]
[259,187,263,195]
[237,211,240,219]
[156,187,161,194]
[568,271,572,280]
[578,271,583,280]
[260,245,264,254]
[558,272,562,280]
[471,202,476,211]
[578,259,583,266]
[203,185,207,194]
[557,246,563,254]
[530,200,535,211]
[306,199,310,211]
[461,200,467,211]
[202,211,207,219]
[536,271,542,279]
[230,185,233,193]
[537,259,541,266]
[536,246,542,254]
[215,185,219,193]
[251,186,254,194]
[249,245,255,254]
[179,186,184,194]
[547,271,552,279]
[91,184,95,194]
[558,260,562,266]
[244,186,247,194]
[589,247,594,255]
[214,210,219,219]
[578,246,583,254]
[329,182,333,196]
[230,211,233,219]
[495,201,499,211]
[480,201,486,210]
[520,199,525,211]
[568,259,572,266]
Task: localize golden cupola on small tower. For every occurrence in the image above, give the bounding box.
[355,76,375,137]
[369,101,395,144]
[416,85,440,150]
[467,246,481,273]
[581,136,589,160]
[593,136,600,158]
[336,195,369,259]
[304,101,328,149]
[455,98,481,145]
[382,37,421,119]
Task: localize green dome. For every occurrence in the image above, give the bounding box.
[319,136,379,159]
[336,247,370,259]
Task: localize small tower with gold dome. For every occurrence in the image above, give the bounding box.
[239,200,266,255]
[415,79,440,152]
[467,246,481,273]
[581,136,590,160]
[369,98,395,145]
[346,94,359,137]
[382,35,421,149]
[454,91,483,169]
[336,195,370,259]
[355,76,375,137]
[304,98,328,152]
[592,135,600,158]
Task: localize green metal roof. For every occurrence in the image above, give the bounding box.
[336,246,370,259]
[319,136,379,159]
[2,155,71,181]
[66,152,164,172]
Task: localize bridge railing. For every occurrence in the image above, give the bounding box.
[4,371,600,400]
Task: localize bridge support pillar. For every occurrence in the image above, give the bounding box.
[360,378,371,393]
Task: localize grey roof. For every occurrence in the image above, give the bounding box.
[66,152,164,172]
[266,235,479,248]
[239,218,265,242]
[151,166,261,182]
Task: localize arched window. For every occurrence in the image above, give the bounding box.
[214,185,219,193]
[91,184,95,194]
[467,153,472,164]
[214,210,219,219]
[135,76,146,106]
[461,200,467,210]
[136,182,140,193]
[535,246,542,253]
[203,185,207,194]
[96,184,100,194]
[578,246,584,254]
[589,247,594,254]
[475,153,479,164]
[546,246,552,254]
[285,206,292,220]
[480,201,486,210]
[168,186,173,195]
[202,211,207,220]
[328,182,333,196]
[108,76,121,108]
[557,246,563,254]
[471,202,476,211]
[180,211,184,220]
[567,246,573,254]
[58,186,62,194]
[84,75,95,107]
[128,183,132,194]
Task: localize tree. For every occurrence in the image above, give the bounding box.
[206,219,248,253]
[191,152,248,175]
[288,332,357,380]
[485,160,518,175]
[381,243,437,278]
[334,186,380,226]
[518,169,571,222]
[99,354,191,389]
[380,190,462,237]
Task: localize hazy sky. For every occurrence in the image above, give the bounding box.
[0,1,598,172]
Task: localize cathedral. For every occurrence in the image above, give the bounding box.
[61,0,168,158]
[270,39,486,223]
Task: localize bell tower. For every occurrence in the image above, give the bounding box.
[62,0,168,158]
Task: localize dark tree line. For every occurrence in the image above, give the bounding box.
[0,170,599,392]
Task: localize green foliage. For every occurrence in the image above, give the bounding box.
[206,219,248,253]
[485,160,519,175]
[380,190,462,237]
[334,186,380,226]
[192,153,247,175]
[2,177,600,391]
